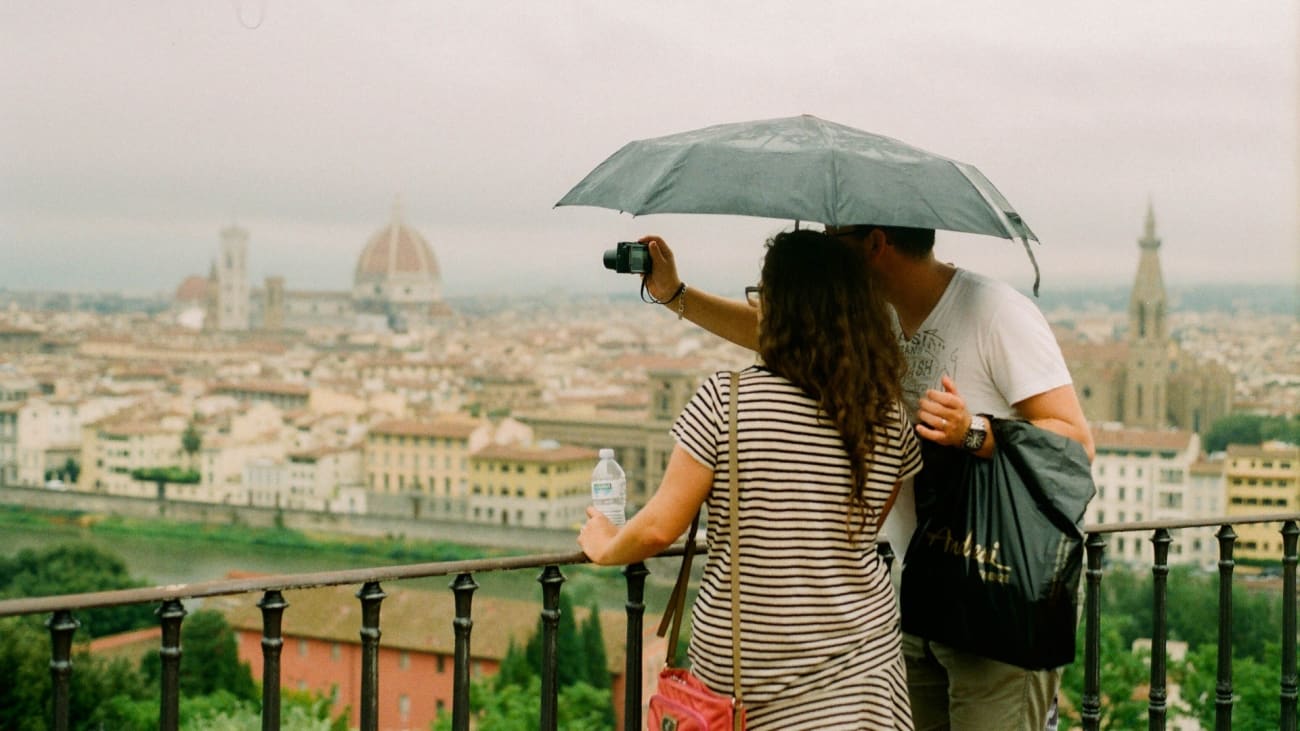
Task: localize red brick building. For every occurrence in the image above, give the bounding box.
[219,581,666,730]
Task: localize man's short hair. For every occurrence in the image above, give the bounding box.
[828,225,935,258]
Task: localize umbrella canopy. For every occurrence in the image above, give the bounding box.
[558,115,1043,292]
[557,114,1036,242]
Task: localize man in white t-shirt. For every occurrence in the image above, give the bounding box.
[635,225,1094,731]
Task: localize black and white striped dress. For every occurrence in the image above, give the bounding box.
[672,366,922,730]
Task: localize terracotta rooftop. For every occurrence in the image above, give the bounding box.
[370,417,482,439]
[472,444,598,463]
[1092,427,1195,452]
[214,381,310,397]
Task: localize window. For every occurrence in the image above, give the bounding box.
[331,643,341,661]
[298,639,309,657]
[400,651,410,670]
[437,655,446,674]
[399,695,410,722]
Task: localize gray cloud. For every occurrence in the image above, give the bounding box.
[0,1,1294,297]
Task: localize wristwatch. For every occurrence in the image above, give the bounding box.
[962,414,990,452]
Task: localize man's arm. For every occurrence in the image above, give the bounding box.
[641,236,760,351]
[1011,383,1096,461]
[917,377,1095,462]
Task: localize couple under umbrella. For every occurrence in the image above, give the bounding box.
[566,115,1092,731]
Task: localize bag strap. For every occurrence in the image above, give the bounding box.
[656,509,700,665]
[727,371,744,720]
[654,372,745,719]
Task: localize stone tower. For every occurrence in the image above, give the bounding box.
[1123,203,1169,428]
[216,225,250,331]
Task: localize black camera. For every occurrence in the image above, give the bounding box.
[602,241,652,275]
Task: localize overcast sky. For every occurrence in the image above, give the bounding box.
[1,1,1295,298]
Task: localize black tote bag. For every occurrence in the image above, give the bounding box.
[900,419,1096,670]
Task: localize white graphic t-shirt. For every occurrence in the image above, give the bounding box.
[894,269,1072,420]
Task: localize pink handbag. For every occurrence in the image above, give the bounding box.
[648,373,745,731]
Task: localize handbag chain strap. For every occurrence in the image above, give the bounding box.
[656,371,744,716]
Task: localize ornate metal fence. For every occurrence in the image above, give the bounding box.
[1,514,1297,731]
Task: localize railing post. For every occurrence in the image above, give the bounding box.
[1215,524,1237,731]
[538,565,565,731]
[357,581,387,731]
[258,590,288,731]
[451,572,479,731]
[46,610,79,731]
[1082,532,1106,731]
[157,599,187,731]
[1282,521,1299,731]
[623,561,650,731]
[1148,528,1172,731]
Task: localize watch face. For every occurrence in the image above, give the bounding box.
[963,418,987,451]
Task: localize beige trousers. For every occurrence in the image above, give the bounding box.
[903,633,1060,731]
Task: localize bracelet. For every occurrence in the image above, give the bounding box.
[641,280,686,306]
[676,284,687,320]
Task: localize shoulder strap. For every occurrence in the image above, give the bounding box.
[727,371,744,716]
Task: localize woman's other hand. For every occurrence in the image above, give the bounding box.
[577,506,618,565]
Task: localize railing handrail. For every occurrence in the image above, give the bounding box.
[5,511,1298,619]
[1085,511,1300,534]
[0,543,696,618]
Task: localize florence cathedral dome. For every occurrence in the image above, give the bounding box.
[351,199,443,313]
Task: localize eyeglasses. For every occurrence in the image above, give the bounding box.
[744,286,761,307]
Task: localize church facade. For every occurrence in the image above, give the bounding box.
[1066,206,1233,435]
[187,199,450,334]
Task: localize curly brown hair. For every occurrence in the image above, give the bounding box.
[757,229,905,534]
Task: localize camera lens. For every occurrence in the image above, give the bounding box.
[602,249,619,270]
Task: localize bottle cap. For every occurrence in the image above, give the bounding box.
[598,448,614,460]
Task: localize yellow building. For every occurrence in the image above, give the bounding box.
[1225,441,1300,560]
[364,416,486,498]
[468,443,597,528]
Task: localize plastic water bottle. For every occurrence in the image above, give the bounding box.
[590,448,627,526]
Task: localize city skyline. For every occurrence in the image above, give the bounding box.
[1,2,1295,297]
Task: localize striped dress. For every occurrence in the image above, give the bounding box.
[672,366,922,730]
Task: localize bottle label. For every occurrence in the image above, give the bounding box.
[592,480,614,497]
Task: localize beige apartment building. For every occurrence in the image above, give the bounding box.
[80,414,188,497]
[1226,441,1300,561]
[468,443,596,529]
[520,369,701,510]
[364,416,486,498]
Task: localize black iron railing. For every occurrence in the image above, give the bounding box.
[1,514,1297,731]
[1079,513,1300,731]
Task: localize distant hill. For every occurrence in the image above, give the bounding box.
[1029,283,1297,315]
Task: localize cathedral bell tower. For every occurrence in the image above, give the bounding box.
[1123,202,1169,428]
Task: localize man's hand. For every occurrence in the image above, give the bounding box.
[638,235,681,302]
[916,375,973,448]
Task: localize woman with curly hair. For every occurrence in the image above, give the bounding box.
[579,228,921,729]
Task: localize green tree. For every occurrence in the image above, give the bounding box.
[579,603,610,689]
[182,420,202,464]
[1060,623,1148,730]
[1176,642,1282,731]
[0,616,153,731]
[494,639,532,691]
[139,609,257,702]
[1203,413,1300,453]
[433,677,613,731]
[62,457,80,484]
[0,543,155,637]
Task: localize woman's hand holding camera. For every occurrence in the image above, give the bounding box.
[638,236,682,302]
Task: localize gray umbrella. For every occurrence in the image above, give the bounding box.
[557,114,1042,292]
